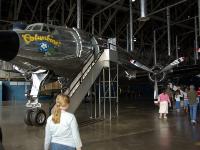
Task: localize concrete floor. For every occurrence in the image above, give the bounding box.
[0,100,200,150]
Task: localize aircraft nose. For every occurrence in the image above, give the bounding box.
[0,31,19,61]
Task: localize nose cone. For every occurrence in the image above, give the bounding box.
[0,31,19,61]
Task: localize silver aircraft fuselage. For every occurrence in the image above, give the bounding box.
[0,23,106,80]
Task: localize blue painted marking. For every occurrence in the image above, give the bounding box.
[38,41,50,52]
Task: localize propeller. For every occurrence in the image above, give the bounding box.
[130,59,153,73]
[125,70,136,80]
[154,78,158,100]
[160,57,184,73]
[128,31,184,100]
[129,57,184,100]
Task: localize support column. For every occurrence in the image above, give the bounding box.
[153,30,157,65]
[77,0,81,29]
[89,89,93,118]
[14,0,18,20]
[129,0,134,52]
[61,0,65,25]
[108,67,111,120]
[0,0,1,20]
[127,24,129,52]
[198,0,200,36]
[116,64,119,117]
[99,14,101,35]
[195,17,198,61]
[47,0,57,24]
[103,68,106,119]
[175,35,179,67]
[167,7,171,56]
[98,77,101,117]
[94,83,97,119]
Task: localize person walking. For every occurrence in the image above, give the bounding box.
[197,87,200,116]
[44,94,82,150]
[181,87,189,113]
[175,90,182,113]
[166,85,174,110]
[187,85,198,124]
[158,89,171,119]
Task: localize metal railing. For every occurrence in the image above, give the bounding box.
[66,50,104,97]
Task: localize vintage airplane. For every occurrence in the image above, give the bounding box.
[0,21,143,126]
[0,22,114,126]
[0,21,189,126]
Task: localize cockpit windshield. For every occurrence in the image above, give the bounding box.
[25,23,55,33]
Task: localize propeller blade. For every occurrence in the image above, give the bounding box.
[160,57,184,73]
[130,59,153,73]
[154,78,158,100]
[125,70,136,80]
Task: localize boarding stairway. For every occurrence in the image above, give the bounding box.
[64,49,118,113]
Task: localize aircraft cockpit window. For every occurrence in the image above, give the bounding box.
[26,26,33,30]
[49,27,55,33]
[32,25,42,31]
[42,26,49,32]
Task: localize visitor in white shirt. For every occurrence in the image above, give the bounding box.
[175,90,183,112]
[44,94,82,150]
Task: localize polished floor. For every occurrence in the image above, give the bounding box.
[0,99,200,150]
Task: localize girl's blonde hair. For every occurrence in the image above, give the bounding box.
[52,94,70,124]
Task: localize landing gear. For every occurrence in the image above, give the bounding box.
[24,69,49,126]
[30,109,46,126]
[24,108,46,126]
[24,109,34,126]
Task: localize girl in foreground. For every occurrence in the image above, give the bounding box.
[44,94,82,150]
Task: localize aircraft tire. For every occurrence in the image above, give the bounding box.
[30,109,46,126]
[24,109,34,126]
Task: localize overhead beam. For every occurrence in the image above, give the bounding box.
[100,0,124,36]
[91,0,121,34]
[52,2,62,22]
[87,0,127,11]
[65,3,76,25]
[152,0,164,11]
[87,0,193,31]
[24,0,39,22]
[102,12,115,35]
[152,16,194,30]
[175,1,195,21]
[31,0,40,22]
[16,0,23,20]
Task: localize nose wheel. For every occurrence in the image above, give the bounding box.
[24,108,46,126]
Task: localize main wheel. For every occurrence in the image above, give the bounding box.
[24,109,34,126]
[30,109,46,126]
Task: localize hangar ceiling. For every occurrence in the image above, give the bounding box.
[0,0,199,67]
